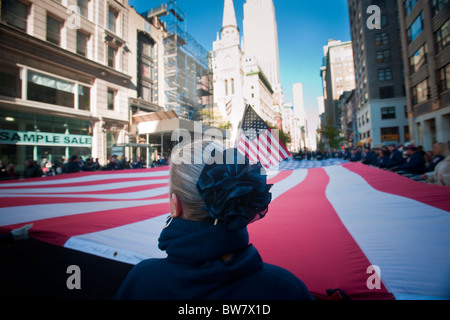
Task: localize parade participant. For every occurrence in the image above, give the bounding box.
[115,140,314,300]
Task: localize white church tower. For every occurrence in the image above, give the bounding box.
[212,0,246,142]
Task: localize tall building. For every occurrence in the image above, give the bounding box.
[212,0,277,141]
[321,39,356,129]
[397,0,450,150]
[243,0,281,89]
[144,1,212,121]
[0,0,132,171]
[292,83,308,149]
[348,0,408,148]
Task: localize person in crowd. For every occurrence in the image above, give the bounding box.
[24,160,43,178]
[376,149,390,169]
[132,157,145,169]
[0,160,7,179]
[349,148,362,162]
[92,158,101,171]
[425,143,447,173]
[105,155,121,171]
[63,155,81,174]
[386,144,405,170]
[396,145,426,175]
[421,144,450,186]
[115,140,315,300]
[82,158,96,171]
[361,147,377,166]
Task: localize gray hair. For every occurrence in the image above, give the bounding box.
[169,139,224,222]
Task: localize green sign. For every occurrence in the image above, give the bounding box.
[0,129,92,146]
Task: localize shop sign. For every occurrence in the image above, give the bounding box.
[0,129,92,146]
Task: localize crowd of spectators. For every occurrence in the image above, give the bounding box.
[0,154,170,181]
[343,142,449,186]
[291,141,450,186]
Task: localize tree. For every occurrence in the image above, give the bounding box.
[318,120,345,150]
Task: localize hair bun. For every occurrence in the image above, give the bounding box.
[196,148,272,231]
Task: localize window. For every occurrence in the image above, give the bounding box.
[138,34,158,103]
[431,0,449,16]
[381,15,388,27]
[1,0,29,31]
[78,85,91,111]
[231,78,235,95]
[46,15,62,46]
[26,70,90,110]
[404,0,418,16]
[438,63,450,93]
[77,0,89,18]
[376,50,391,64]
[107,88,116,111]
[108,6,118,33]
[381,127,399,142]
[436,19,449,52]
[378,68,393,81]
[225,79,228,96]
[407,12,424,43]
[412,78,429,105]
[0,64,21,98]
[27,71,74,108]
[379,86,395,99]
[381,106,396,119]
[107,46,117,68]
[76,31,89,57]
[409,44,427,73]
[375,32,389,46]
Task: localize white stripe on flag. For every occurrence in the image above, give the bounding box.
[0,198,169,227]
[0,179,169,195]
[0,186,169,200]
[64,214,169,265]
[0,170,170,188]
[324,165,450,300]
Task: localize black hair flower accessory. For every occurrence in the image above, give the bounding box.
[196,148,272,231]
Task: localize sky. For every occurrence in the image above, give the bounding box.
[128,0,352,125]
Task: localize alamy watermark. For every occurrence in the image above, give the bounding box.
[366,5,381,30]
[366,265,382,290]
[66,265,81,290]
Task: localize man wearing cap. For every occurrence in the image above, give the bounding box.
[397,145,426,175]
[386,144,405,170]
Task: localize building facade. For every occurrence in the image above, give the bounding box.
[0,0,133,173]
[397,0,450,150]
[212,0,278,141]
[348,0,409,148]
[321,39,356,129]
[242,0,281,90]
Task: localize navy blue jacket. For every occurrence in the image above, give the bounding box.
[387,149,405,168]
[399,152,426,174]
[115,218,314,300]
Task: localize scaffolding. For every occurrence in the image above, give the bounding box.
[144,0,213,121]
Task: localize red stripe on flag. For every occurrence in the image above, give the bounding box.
[2,202,170,247]
[0,193,169,209]
[249,168,394,300]
[343,162,450,212]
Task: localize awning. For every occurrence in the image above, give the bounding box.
[133,110,179,123]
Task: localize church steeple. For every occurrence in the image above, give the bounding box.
[221,0,239,39]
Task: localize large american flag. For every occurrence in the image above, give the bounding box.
[237,105,291,169]
[1,161,449,300]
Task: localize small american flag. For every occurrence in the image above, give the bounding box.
[237,105,291,169]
